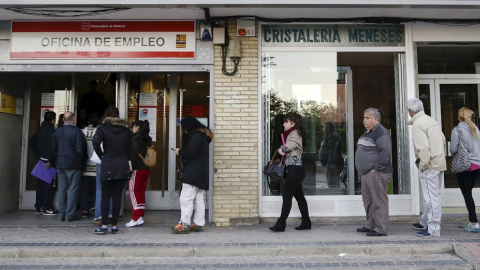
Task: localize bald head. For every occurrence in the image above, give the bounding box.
[64,111,75,124]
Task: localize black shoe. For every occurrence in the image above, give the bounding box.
[269,218,286,232]
[82,211,89,218]
[66,216,81,222]
[111,226,119,234]
[42,209,58,216]
[294,218,311,230]
[94,227,108,235]
[412,223,426,230]
[356,227,372,233]
[34,207,43,214]
[367,230,387,236]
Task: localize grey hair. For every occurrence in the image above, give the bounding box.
[64,111,75,122]
[406,98,424,114]
[364,108,381,122]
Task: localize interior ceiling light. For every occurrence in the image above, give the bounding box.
[6,7,128,17]
[196,80,205,83]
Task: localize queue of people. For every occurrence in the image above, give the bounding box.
[30,100,479,236]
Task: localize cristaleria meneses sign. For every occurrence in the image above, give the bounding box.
[262,24,404,48]
[10,21,196,59]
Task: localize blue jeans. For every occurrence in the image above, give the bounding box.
[80,176,95,212]
[57,169,82,220]
[94,164,112,219]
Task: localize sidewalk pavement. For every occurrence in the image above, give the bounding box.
[0,211,479,269]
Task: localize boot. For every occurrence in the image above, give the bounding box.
[294,218,311,230]
[269,218,286,232]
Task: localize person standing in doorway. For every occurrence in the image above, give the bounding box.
[93,106,133,235]
[30,111,58,215]
[269,112,311,232]
[355,108,393,237]
[407,98,446,237]
[171,115,213,233]
[126,120,153,228]
[78,80,108,120]
[80,113,99,218]
[450,106,480,232]
[53,111,87,222]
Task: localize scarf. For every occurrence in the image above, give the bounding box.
[282,126,297,143]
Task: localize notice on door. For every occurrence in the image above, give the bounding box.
[0,92,23,115]
[139,93,157,141]
[40,93,54,125]
[10,21,196,59]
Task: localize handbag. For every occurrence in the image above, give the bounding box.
[263,150,286,179]
[176,162,184,181]
[451,127,470,173]
[90,143,103,165]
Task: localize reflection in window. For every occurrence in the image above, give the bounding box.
[262,52,404,196]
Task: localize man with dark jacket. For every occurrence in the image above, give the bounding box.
[30,111,57,215]
[53,111,87,222]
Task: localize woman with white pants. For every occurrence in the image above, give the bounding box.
[171,115,213,233]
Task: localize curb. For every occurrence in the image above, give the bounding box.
[453,243,480,270]
[0,243,455,259]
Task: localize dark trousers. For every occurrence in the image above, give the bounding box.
[279,165,309,221]
[79,176,95,212]
[101,180,126,226]
[457,169,480,223]
[35,178,55,211]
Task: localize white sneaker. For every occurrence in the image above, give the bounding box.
[125,217,144,227]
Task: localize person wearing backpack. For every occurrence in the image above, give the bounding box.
[125,120,153,228]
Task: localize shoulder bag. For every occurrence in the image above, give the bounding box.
[263,150,286,179]
[139,146,157,167]
[451,127,470,173]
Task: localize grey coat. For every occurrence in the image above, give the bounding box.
[450,122,480,166]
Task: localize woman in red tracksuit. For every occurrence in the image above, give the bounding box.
[125,120,152,227]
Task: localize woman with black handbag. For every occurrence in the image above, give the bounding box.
[450,106,480,232]
[269,112,311,232]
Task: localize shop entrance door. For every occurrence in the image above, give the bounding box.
[418,78,480,207]
[126,73,211,210]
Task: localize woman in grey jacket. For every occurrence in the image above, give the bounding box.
[269,112,311,232]
[450,106,480,232]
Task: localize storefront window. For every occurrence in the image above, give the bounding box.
[418,44,480,74]
[262,51,403,196]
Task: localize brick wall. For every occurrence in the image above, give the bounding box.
[213,20,259,226]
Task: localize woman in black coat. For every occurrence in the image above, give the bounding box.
[171,115,213,233]
[92,106,133,234]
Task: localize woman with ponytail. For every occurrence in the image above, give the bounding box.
[126,120,153,228]
[450,106,480,232]
[269,112,311,232]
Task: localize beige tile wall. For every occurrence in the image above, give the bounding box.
[213,20,259,226]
